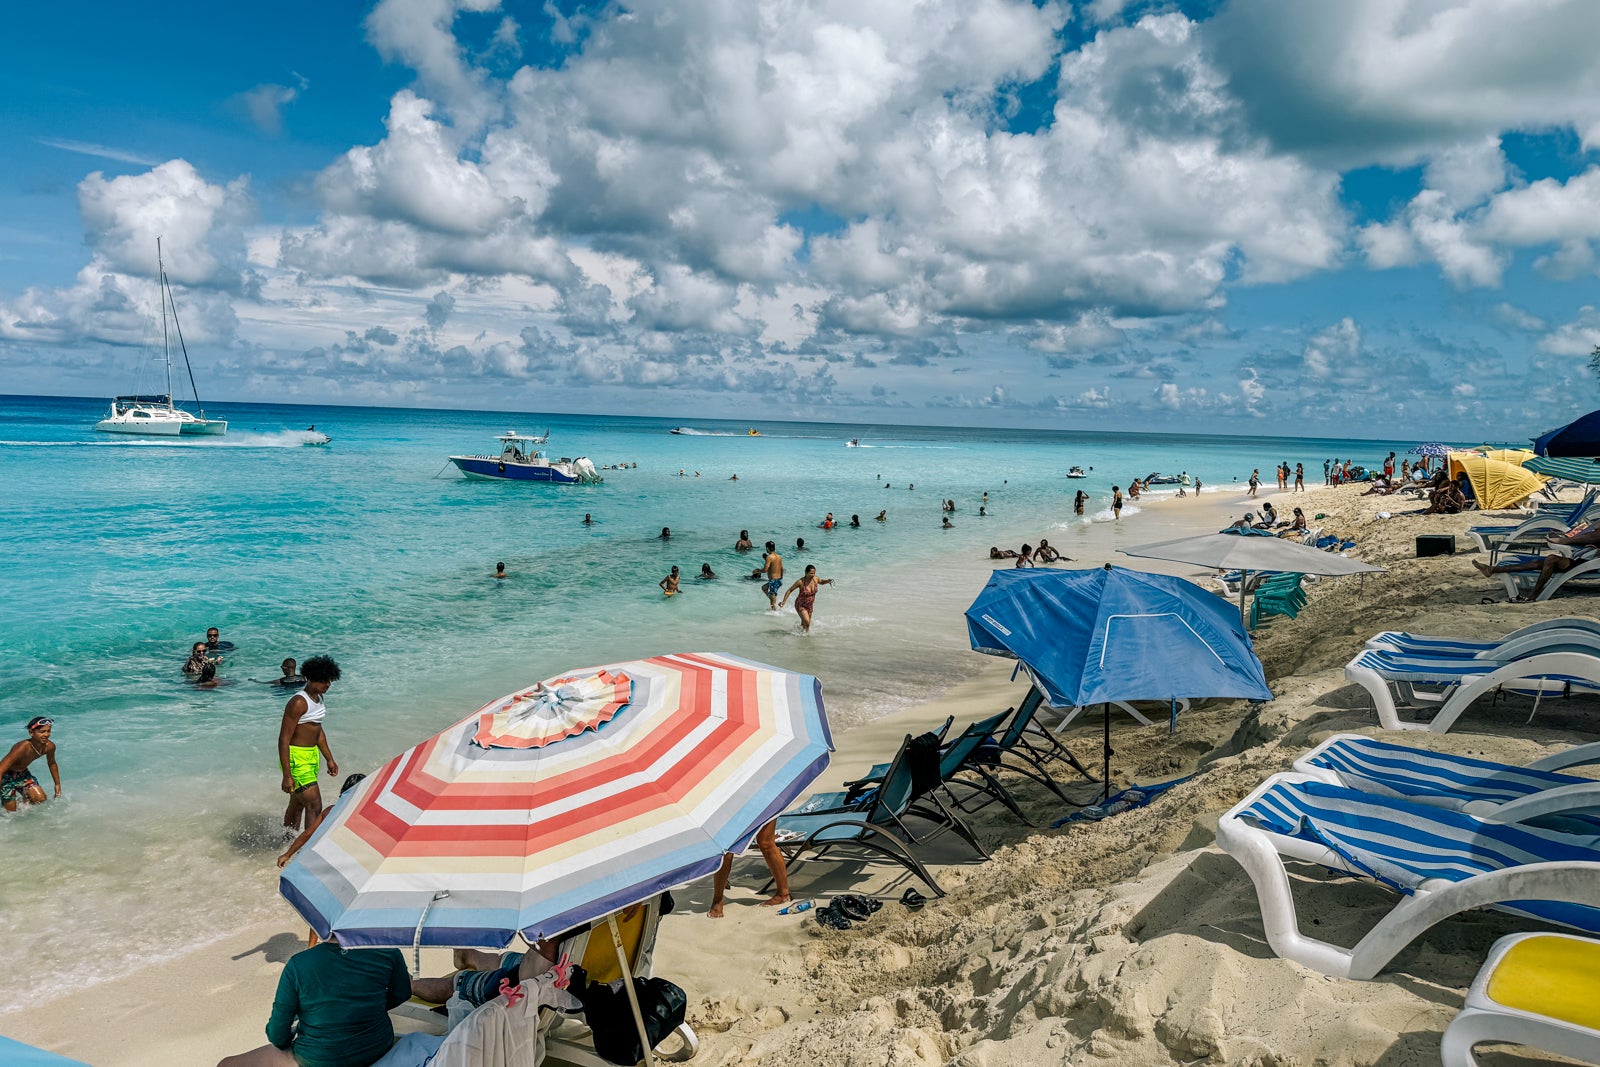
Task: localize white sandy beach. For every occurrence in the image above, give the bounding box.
[11,479,1597,1066]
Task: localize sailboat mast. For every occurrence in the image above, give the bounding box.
[157,237,172,404]
[158,240,207,414]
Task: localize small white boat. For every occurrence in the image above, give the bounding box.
[96,240,226,437]
[1067,466,1088,479]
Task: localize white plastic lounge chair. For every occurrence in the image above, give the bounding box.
[1215,772,1600,979]
[1365,617,1600,659]
[1342,649,1600,732]
[1441,932,1600,1066]
[1492,548,1600,602]
[1294,733,1600,833]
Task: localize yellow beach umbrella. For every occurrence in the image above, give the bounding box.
[1447,452,1548,510]
[1480,448,1536,467]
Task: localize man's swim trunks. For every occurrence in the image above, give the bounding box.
[763,579,782,596]
[1,770,40,805]
[286,745,320,791]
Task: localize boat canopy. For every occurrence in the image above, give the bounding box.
[113,394,174,405]
[496,430,550,444]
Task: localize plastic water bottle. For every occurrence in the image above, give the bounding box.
[778,900,813,915]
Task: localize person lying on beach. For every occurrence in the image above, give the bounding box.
[217,934,409,1067]
[697,563,718,580]
[1361,476,1398,496]
[660,566,681,596]
[279,656,341,835]
[409,936,566,1014]
[1,717,60,812]
[711,818,790,916]
[734,530,753,551]
[780,564,833,633]
[989,546,1019,559]
[1036,539,1065,563]
[1473,525,1600,601]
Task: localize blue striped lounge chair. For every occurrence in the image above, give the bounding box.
[1491,546,1600,603]
[1365,617,1600,660]
[1468,488,1599,552]
[1342,648,1600,732]
[1294,733,1600,834]
[1216,772,1600,979]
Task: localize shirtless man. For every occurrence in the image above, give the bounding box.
[1036,539,1065,563]
[1473,525,1600,601]
[734,530,754,552]
[492,562,510,579]
[660,566,682,596]
[762,541,784,610]
[1,717,61,812]
[278,656,342,833]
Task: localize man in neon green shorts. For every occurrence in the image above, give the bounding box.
[277,655,341,835]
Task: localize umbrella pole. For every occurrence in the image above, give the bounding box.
[1239,569,1251,632]
[607,912,658,1067]
[1102,702,1111,803]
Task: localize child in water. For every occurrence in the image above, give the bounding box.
[660,566,681,596]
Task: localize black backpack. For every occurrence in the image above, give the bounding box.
[569,964,688,1065]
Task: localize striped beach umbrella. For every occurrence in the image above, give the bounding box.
[280,651,832,950]
[1406,442,1458,457]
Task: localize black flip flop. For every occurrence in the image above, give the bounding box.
[815,904,852,930]
[900,888,927,910]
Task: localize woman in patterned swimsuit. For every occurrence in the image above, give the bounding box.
[779,565,834,634]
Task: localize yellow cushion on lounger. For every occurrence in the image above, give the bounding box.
[1484,934,1600,1030]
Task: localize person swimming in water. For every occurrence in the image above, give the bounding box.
[660,566,681,596]
[583,513,594,525]
[659,526,672,540]
[795,537,807,551]
[278,655,342,834]
[941,517,954,528]
[849,514,860,527]
[184,641,215,675]
[697,563,718,580]
[492,562,510,579]
[779,564,834,634]
[876,510,887,522]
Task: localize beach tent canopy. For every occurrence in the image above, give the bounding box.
[1526,456,1600,484]
[1447,451,1548,510]
[965,565,1271,709]
[1535,411,1600,457]
[1408,442,1459,457]
[1478,448,1536,466]
[280,652,833,949]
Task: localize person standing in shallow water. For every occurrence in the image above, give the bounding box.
[279,656,341,835]
[780,564,833,634]
[1,717,61,812]
[1111,486,1123,519]
[761,541,784,610]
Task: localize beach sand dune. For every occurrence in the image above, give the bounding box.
[14,481,1598,1066]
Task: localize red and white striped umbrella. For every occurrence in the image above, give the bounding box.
[280,651,832,948]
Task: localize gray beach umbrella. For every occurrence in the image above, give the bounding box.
[1119,534,1384,628]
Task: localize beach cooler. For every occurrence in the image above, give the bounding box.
[1417,534,1456,558]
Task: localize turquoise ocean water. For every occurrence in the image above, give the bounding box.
[0,394,1415,1009]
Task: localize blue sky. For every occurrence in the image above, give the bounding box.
[5,0,1600,438]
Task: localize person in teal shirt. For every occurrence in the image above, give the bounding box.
[217,937,410,1067]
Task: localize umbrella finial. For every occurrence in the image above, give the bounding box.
[1103,562,1113,571]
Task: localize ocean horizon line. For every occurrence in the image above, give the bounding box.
[1,391,1474,450]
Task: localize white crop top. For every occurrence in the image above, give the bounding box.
[296,690,326,725]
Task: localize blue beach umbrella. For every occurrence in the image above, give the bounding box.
[1406,442,1457,458]
[1534,410,1600,457]
[965,565,1270,799]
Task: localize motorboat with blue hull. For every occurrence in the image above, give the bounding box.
[448,432,602,484]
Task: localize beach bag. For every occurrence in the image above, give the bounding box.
[570,965,688,1065]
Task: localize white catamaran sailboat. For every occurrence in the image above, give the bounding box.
[96,239,227,436]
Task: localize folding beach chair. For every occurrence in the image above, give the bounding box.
[1442,932,1600,1066]
[1342,648,1600,732]
[775,734,947,896]
[1216,772,1600,979]
[1295,733,1600,834]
